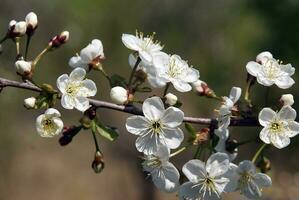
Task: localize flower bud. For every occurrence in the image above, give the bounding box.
[25,12,38,35]
[10,21,27,37]
[15,60,32,75]
[257,156,271,173]
[110,86,128,104]
[92,151,105,173]
[24,97,36,109]
[192,128,210,145]
[192,80,214,97]
[280,94,294,106]
[49,31,69,48]
[165,93,177,106]
[59,126,82,146]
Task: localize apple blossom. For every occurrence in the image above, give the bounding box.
[122,32,163,64]
[142,145,180,193]
[153,53,200,92]
[126,96,184,155]
[280,94,294,106]
[246,51,295,89]
[258,105,299,148]
[36,108,64,137]
[57,68,97,112]
[110,86,128,104]
[69,39,104,70]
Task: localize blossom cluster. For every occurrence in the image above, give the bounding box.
[1,12,299,200]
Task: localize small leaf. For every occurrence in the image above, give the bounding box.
[94,122,119,141]
[185,123,197,137]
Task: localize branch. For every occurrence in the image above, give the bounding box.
[0,77,260,127]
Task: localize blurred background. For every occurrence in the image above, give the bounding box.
[0,0,299,199]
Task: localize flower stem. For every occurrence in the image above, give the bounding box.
[244,76,254,106]
[193,145,203,159]
[128,56,141,88]
[24,35,32,60]
[163,82,170,97]
[170,146,189,157]
[15,37,21,56]
[91,126,101,153]
[252,143,267,163]
[100,68,111,83]
[32,45,51,71]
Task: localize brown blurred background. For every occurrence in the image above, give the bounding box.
[0,0,299,199]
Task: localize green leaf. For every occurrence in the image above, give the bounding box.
[94,122,119,141]
[185,123,197,137]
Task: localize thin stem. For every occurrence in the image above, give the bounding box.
[32,46,51,70]
[128,57,141,88]
[252,143,267,163]
[170,146,188,157]
[163,82,170,97]
[244,76,253,106]
[15,37,21,56]
[91,127,101,152]
[193,145,203,159]
[24,35,32,60]
[100,69,111,83]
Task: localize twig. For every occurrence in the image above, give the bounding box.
[0,77,261,127]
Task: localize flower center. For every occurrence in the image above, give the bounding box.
[42,118,56,133]
[66,82,81,96]
[195,175,220,198]
[269,121,283,133]
[262,58,281,79]
[167,57,183,78]
[142,155,162,168]
[136,31,160,51]
[239,172,253,188]
[151,121,163,134]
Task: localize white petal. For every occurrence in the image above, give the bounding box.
[241,180,262,199]
[135,130,161,154]
[152,51,170,69]
[172,80,192,92]
[61,95,75,109]
[206,153,230,177]
[142,97,164,121]
[147,75,167,88]
[246,61,261,77]
[79,79,97,97]
[53,118,64,135]
[280,64,295,76]
[259,128,271,144]
[68,56,88,70]
[139,50,152,63]
[275,76,295,89]
[229,87,242,104]
[36,115,45,135]
[253,173,272,187]
[185,68,200,83]
[278,105,296,121]
[182,159,206,183]
[161,107,184,128]
[151,162,180,193]
[258,108,276,127]
[270,134,290,149]
[256,74,274,86]
[224,163,239,192]
[74,96,90,112]
[56,74,69,93]
[238,160,256,174]
[69,68,86,81]
[179,182,200,200]
[45,108,61,117]
[125,116,150,135]
[121,34,141,51]
[161,127,184,149]
[256,51,273,63]
[155,145,170,162]
[288,121,299,137]
[80,40,102,62]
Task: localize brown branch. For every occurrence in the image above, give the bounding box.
[0,77,260,127]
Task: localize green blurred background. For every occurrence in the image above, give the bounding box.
[0,0,299,199]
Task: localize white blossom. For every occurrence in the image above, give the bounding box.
[128,53,166,88]
[15,60,32,75]
[280,94,294,106]
[214,128,237,161]
[69,39,104,70]
[25,12,38,29]
[24,97,36,108]
[122,32,163,64]
[218,87,241,130]
[11,21,27,36]
[179,153,234,200]
[110,86,128,104]
[126,96,184,155]
[57,68,97,112]
[142,145,180,193]
[258,106,299,148]
[153,53,200,92]
[246,51,295,89]
[36,108,64,137]
[228,160,272,199]
[165,93,178,106]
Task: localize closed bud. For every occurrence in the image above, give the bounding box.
[84,106,97,120]
[10,21,27,37]
[59,126,82,146]
[24,97,36,109]
[8,20,17,29]
[41,83,55,94]
[25,12,38,35]
[49,31,69,48]
[280,94,294,106]
[192,80,214,97]
[257,156,271,173]
[92,151,105,173]
[164,93,178,106]
[15,60,32,76]
[193,128,210,145]
[110,86,128,104]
